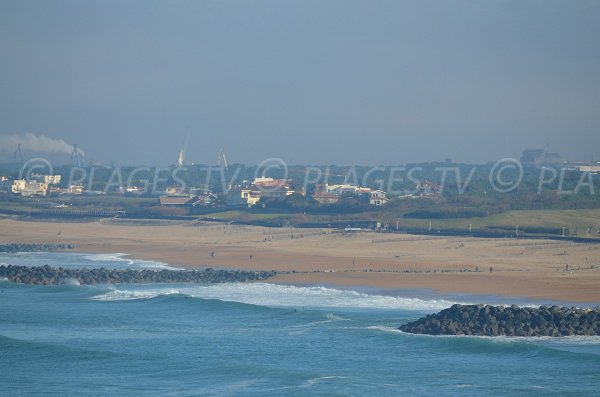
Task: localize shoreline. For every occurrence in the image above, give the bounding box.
[264,280,598,308]
[1,218,599,303]
[2,257,596,309]
[3,248,598,306]
[266,267,600,304]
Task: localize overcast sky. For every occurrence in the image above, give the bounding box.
[1,0,599,166]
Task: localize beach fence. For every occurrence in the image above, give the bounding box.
[495,241,578,250]
[371,236,446,244]
[49,209,126,217]
[263,230,332,241]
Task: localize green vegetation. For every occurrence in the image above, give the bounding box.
[391,209,600,237]
[207,210,290,222]
[195,207,600,238]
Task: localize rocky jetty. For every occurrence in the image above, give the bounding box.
[0,264,277,285]
[0,243,75,253]
[399,304,600,337]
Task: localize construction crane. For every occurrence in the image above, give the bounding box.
[218,148,228,168]
[176,130,190,167]
[13,144,26,164]
[71,144,83,167]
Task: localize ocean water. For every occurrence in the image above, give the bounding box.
[1,253,600,396]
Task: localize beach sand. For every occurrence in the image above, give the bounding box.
[1,217,599,302]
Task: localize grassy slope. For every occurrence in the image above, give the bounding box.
[206,210,291,221]
[2,194,599,238]
[396,209,600,236]
[207,208,600,237]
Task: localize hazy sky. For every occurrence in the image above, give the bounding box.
[1,0,599,165]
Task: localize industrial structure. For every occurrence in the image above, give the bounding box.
[218,148,228,168]
[176,131,190,167]
[13,144,26,163]
[520,148,565,167]
[71,144,84,167]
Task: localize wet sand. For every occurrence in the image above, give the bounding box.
[1,217,599,302]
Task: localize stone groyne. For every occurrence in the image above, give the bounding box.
[0,264,277,285]
[0,243,75,253]
[399,304,600,337]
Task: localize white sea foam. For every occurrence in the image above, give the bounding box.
[82,253,182,270]
[531,335,600,345]
[91,282,462,310]
[324,313,349,321]
[0,251,182,271]
[83,253,132,263]
[92,287,182,301]
[285,313,351,335]
[303,376,347,388]
[129,259,183,270]
[397,331,600,344]
[366,325,404,334]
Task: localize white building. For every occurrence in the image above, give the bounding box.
[228,178,294,207]
[578,165,600,174]
[369,190,388,206]
[21,182,48,197]
[125,186,145,194]
[42,175,62,185]
[325,184,361,196]
[68,184,84,194]
[165,186,186,196]
[11,179,27,194]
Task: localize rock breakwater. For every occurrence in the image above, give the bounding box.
[0,264,277,285]
[0,243,74,253]
[399,304,600,337]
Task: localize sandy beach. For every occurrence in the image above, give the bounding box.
[1,217,599,302]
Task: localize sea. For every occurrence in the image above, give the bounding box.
[1,252,599,396]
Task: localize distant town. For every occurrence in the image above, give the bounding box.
[1,146,599,239]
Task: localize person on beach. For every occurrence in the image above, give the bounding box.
[490,266,493,273]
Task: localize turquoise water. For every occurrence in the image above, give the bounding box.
[1,253,600,396]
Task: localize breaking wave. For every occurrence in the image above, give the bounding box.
[91,282,463,311]
[0,251,181,271]
[82,253,182,270]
